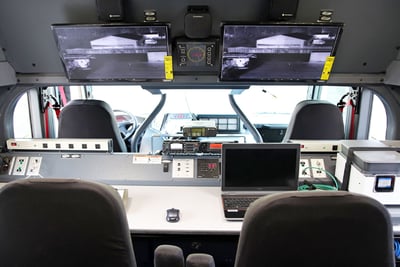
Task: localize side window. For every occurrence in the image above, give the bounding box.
[13,92,32,138]
[369,95,387,140]
[319,86,351,105]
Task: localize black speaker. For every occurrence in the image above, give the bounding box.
[184,6,211,39]
[268,0,298,21]
[96,0,124,22]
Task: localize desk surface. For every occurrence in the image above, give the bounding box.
[121,185,242,235]
[118,185,400,235]
[0,181,397,235]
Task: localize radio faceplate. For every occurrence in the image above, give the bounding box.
[162,140,223,155]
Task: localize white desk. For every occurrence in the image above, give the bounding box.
[117,185,400,235]
[2,181,397,235]
[120,185,242,234]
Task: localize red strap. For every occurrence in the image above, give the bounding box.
[347,99,356,139]
[58,86,68,106]
[43,103,50,138]
[54,108,61,118]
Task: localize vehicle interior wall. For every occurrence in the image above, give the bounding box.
[368,85,400,140]
[0,0,399,85]
[0,86,28,146]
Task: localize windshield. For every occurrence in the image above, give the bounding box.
[88,85,311,129]
[13,84,352,153]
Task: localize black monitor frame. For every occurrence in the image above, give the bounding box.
[220,22,344,82]
[221,143,300,191]
[51,23,171,82]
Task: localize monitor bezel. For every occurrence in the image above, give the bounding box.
[51,22,171,82]
[221,142,301,191]
[219,21,344,82]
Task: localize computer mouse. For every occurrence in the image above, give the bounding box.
[166,208,180,222]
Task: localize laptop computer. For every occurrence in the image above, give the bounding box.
[221,143,300,220]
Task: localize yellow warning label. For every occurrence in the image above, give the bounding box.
[320,56,335,80]
[164,56,173,80]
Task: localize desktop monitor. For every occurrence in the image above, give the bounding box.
[220,22,343,81]
[52,23,170,81]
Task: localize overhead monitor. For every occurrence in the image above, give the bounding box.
[51,23,170,81]
[220,22,343,82]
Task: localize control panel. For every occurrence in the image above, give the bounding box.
[0,139,341,188]
[298,152,339,191]
[0,155,43,177]
[299,157,328,179]
[174,38,219,73]
[7,138,112,152]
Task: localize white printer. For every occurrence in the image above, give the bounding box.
[335,140,400,205]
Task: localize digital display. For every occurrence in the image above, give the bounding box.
[197,158,220,178]
[209,143,222,150]
[220,23,343,81]
[374,175,395,192]
[191,128,205,137]
[174,38,219,73]
[52,23,170,81]
[170,143,183,150]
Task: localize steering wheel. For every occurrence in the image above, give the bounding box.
[113,109,138,141]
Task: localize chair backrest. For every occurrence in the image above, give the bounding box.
[282,99,345,142]
[0,178,136,267]
[234,190,395,267]
[58,99,127,152]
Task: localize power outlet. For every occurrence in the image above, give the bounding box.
[310,158,326,178]
[299,158,311,178]
[12,156,29,176]
[172,158,194,178]
[26,157,42,176]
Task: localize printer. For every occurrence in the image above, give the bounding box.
[335,140,400,205]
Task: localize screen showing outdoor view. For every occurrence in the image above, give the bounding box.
[220,23,343,81]
[52,24,170,81]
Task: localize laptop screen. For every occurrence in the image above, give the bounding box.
[221,143,300,191]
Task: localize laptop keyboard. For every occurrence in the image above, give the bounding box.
[223,196,260,210]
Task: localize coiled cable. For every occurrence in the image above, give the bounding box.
[298,166,339,191]
[394,239,400,259]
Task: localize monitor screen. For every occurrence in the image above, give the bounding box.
[52,23,170,81]
[221,143,300,191]
[220,23,343,81]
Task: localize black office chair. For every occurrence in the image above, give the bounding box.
[282,99,345,142]
[234,190,395,267]
[58,99,127,152]
[186,253,216,267]
[0,178,135,266]
[155,245,216,267]
[154,245,185,267]
[0,178,189,267]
